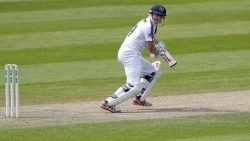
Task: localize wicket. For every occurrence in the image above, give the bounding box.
[5,64,19,118]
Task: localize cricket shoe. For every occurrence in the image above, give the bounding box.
[100,100,121,113]
[132,96,152,107]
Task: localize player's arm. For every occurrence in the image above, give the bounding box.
[147,41,159,55]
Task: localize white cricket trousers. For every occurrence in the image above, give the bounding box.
[118,45,156,85]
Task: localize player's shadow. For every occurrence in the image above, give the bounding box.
[136,107,235,113]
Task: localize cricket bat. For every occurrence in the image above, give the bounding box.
[161,49,177,67]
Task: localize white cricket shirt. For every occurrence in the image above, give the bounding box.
[121,16,157,53]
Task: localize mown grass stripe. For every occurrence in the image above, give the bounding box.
[170,134,250,141]
[169,0,250,14]
[0,112,249,141]
[0,49,249,85]
[168,9,250,25]
[0,21,249,51]
[0,0,240,13]
[1,9,250,35]
[160,21,250,39]
[0,0,187,13]
[1,34,248,66]
[0,1,248,23]
[168,34,250,54]
[0,16,141,35]
[1,68,249,105]
[0,5,148,23]
[157,68,250,95]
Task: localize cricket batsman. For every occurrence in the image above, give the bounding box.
[100,4,177,113]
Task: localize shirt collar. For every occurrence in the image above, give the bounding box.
[147,16,156,25]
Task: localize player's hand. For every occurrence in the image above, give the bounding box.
[156,41,166,50]
[157,41,167,56]
[150,41,167,58]
[156,41,177,67]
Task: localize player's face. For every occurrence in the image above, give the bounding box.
[152,14,165,24]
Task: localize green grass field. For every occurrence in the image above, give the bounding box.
[0,112,250,141]
[0,0,249,140]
